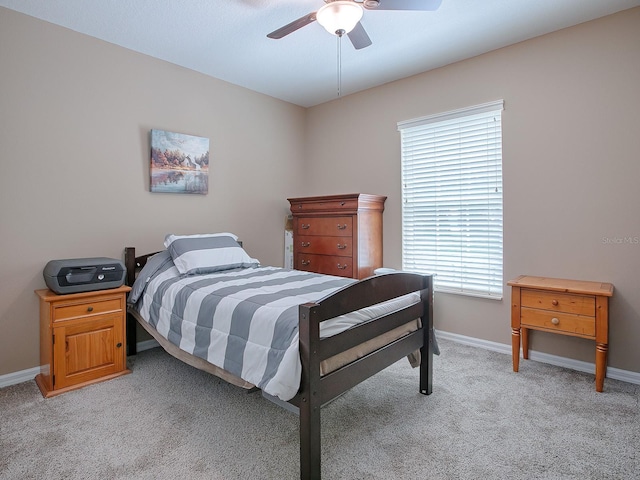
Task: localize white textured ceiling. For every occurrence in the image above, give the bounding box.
[2,0,639,107]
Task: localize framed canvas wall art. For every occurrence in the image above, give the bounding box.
[150,129,209,194]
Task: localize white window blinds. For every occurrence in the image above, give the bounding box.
[398,100,504,299]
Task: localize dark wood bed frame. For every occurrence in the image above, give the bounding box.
[124,247,434,480]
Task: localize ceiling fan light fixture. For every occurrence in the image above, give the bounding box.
[316,1,363,36]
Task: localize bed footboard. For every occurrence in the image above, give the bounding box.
[293,272,433,480]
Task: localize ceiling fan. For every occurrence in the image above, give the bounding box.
[267,0,443,50]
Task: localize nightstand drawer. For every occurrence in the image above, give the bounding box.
[521,289,595,316]
[53,297,123,321]
[521,307,595,337]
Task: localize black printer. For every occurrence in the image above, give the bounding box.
[43,257,126,295]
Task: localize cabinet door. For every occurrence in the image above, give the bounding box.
[52,313,125,390]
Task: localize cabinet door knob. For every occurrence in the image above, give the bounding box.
[116,343,122,348]
[87,306,94,312]
[551,317,560,325]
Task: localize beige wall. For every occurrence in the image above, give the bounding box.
[305,8,640,373]
[1,6,639,377]
[0,8,305,375]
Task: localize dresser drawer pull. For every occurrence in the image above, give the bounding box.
[337,243,347,250]
[87,306,94,312]
[301,260,311,266]
[551,317,560,325]
[301,224,310,229]
[301,241,311,247]
[552,299,559,306]
[337,263,348,270]
[337,224,347,230]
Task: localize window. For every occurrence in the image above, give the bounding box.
[398,100,504,299]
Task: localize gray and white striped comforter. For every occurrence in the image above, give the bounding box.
[132,262,355,400]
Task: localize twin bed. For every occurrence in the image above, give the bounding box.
[124,233,435,480]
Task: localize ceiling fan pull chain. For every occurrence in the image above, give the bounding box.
[336,35,342,97]
[337,30,344,97]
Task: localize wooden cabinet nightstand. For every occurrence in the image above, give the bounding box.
[288,193,386,279]
[508,275,613,392]
[35,285,131,397]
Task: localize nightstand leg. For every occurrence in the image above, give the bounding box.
[595,343,608,392]
[522,328,529,360]
[511,328,520,372]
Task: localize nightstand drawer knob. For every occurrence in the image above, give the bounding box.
[551,317,560,325]
[87,306,94,312]
[552,299,559,306]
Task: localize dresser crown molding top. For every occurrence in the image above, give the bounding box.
[288,193,387,280]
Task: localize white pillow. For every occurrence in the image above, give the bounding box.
[164,233,259,275]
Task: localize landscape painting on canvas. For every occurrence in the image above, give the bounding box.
[150,129,210,194]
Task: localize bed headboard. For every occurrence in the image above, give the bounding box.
[124,247,161,287]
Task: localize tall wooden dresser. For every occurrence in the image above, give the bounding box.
[288,193,386,279]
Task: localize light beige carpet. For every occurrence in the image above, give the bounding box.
[1,339,638,479]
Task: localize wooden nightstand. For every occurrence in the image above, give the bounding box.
[35,285,131,397]
[508,275,613,392]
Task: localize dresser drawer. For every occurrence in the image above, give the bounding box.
[296,235,352,256]
[290,198,359,213]
[53,297,123,321]
[521,307,595,337]
[295,253,353,278]
[521,289,595,316]
[297,216,353,237]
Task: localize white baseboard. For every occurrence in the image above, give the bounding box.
[0,366,41,389]
[0,339,161,389]
[2,334,638,389]
[435,329,640,386]
[136,339,160,352]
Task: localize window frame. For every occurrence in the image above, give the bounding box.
[398,100,504,300]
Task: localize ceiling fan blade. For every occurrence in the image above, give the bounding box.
[364,0,442,11]
[347,22,372,50]
[267,12,317,39]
